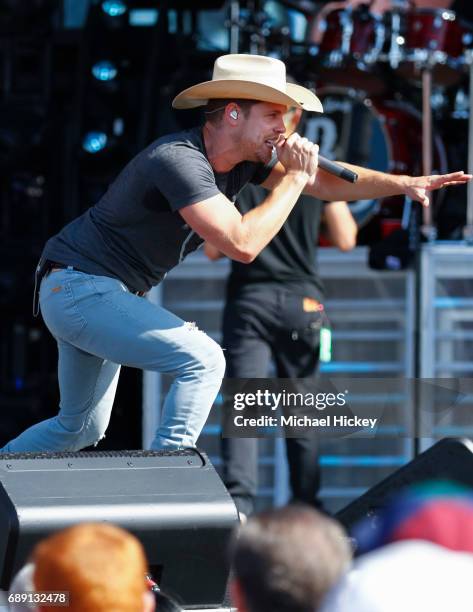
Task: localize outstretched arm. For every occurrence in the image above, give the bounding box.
[262,161,471,207]
[309,164,471,207]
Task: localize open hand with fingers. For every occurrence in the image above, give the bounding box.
[405,171,472,207]
[275,133,319,180]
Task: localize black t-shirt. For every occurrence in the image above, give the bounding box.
[42,127,274,292]
[228,183,325,300]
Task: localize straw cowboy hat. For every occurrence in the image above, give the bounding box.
[172,54,323,113]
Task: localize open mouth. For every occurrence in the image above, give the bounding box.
[265,134,285,149]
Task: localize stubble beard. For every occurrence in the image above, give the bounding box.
[234,131,271,164]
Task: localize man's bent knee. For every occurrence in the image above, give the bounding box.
[56,416,108,451]
[201,338,226,379]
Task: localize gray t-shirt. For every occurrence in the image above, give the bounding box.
[42,127,275,292]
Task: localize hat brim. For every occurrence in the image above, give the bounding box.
[172,80,323,113]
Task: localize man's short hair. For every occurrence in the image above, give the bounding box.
[231,505,352,612]
[204,99,260,124]
[32,522,149,612]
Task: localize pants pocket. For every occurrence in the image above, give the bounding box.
[282,294,324,343]
[40,272,93,342]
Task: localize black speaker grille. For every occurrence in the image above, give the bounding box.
[0,449,198,461]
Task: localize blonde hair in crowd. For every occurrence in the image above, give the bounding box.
[32,522,149,612]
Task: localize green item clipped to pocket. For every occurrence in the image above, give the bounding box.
[319,326,332,363]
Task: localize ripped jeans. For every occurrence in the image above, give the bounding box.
[1,269,225,453]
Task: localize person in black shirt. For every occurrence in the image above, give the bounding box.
[205,106,357,516]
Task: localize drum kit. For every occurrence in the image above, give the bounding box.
[310,5,471,88]
[230,0,473,241]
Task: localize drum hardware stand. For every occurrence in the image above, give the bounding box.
[401,196,412,229]
[229,1,240,53]
[339,7,353,63]
[388,9,404,70]
[421,66,437,241]
[226,1,271,56]
[463,49,473,243]
[364,15,385,66]
[388,0,410,70]
[324,8,354,68]
[414,61,438,454]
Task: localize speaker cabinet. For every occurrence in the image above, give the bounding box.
[336,438,473,532]
[0,449,237,608]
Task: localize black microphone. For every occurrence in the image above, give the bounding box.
[278,135,358,183]
[318,156,358,183]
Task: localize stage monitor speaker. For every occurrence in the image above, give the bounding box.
[336,438,473,533]
[0,449,237,608]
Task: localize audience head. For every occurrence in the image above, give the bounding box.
[9,563,36,612]
[230,504,352,612]
[352,480,473,555]
[320,539,473,612]
[31,522,155,612]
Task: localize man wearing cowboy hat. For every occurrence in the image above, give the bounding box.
[1,54,469,456]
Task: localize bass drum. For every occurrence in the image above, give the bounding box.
[300,87,447,242]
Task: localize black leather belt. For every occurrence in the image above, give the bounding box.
[48,261,84,273]
[49,262,147,297]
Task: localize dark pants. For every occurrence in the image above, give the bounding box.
[221,283,324,516]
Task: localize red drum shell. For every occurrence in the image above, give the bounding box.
[310,9,388,95]
[395,9,472,86]
[318,9,381,58]
[405,9,466,60]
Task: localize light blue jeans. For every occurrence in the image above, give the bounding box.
[1,269,225,453]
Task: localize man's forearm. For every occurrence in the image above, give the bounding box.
[237,171,308,261]
[305,164,409,202]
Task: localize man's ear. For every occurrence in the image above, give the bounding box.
[230,578,248,612]
[142,590,156,612]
